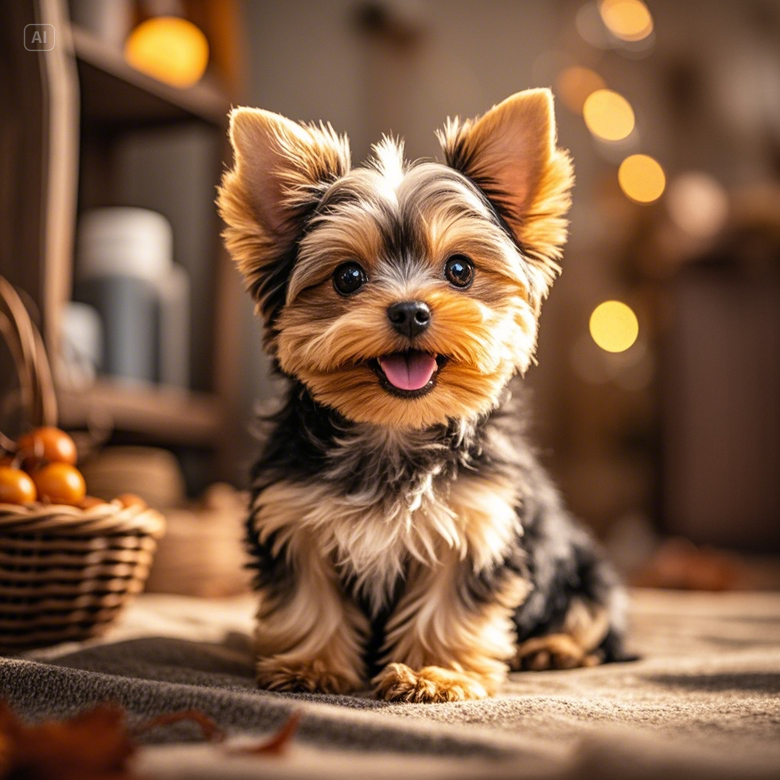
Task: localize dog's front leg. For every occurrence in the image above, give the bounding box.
[374,550,529,703]
[253,539,367,694]
[250,484,368,694]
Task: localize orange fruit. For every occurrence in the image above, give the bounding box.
[0,466,37,504]
[33,463,86,506]
[18,427,78,467]
[80,495,108,509]
[116,493,147,510]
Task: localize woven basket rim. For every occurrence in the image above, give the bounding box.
[0,500,165,537]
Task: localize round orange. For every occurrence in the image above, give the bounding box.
[80,495,108,509]
[33,463,86,506]
[0,466,37,504]
[116,493,147,510]
[18,427,78,467]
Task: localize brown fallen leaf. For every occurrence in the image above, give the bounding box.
[230,711,301,756]
[0,699,302,779]
[0,701,135,780]
[132,709,226,743]
[133,708,301,756]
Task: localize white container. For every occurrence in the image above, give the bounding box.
[59,301,103,386]
[77,208,173,283]
[75,275,159,383]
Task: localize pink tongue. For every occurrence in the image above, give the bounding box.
[379,352,437,391]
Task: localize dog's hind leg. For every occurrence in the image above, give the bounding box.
[510,485,629,672]
[511,598,614,670]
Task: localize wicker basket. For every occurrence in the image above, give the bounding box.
[0,277,166,650]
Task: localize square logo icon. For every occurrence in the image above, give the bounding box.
[24,24,55,51]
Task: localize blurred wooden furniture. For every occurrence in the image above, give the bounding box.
[0,0,244,488]
[663,260,780,553]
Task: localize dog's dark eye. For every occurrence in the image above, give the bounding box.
[333,262,367,295]
[444,255,474,288]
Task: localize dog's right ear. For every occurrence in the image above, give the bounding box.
[218,107,350,343]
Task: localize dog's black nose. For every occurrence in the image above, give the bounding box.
[387,301,431,338]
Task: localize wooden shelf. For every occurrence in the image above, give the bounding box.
[73,26,230,130]
[1,0,242,491]
[58,379,223,447]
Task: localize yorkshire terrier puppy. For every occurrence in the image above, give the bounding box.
[218,89,627,702]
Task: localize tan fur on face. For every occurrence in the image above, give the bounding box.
[277,269,536,429]
[218,91,573,395]
[274,152,541,429]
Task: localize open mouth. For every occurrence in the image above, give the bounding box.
[370,351,448,398]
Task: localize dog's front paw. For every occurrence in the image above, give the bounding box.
[373,663,489,703]
[256,657,358,694]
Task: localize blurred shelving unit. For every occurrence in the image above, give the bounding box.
[72,26,229,128]
[58,379,223,447]
[0,0,245,491]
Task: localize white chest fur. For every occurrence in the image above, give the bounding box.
[251,465,521,614]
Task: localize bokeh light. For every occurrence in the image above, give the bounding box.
[667,173,729,238]
[589,301,639,353]
[618,154,666,203]
[576,2,613,49]
[125,17,209,88]
[557,66,607,114]
[599,0,654,42]
[583,89,635,141]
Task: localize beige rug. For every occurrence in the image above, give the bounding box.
[2,588,778,779]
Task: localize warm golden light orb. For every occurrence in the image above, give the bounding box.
[125,16,209,88]
[583,89,635,141]
[590,301,639,353]
[599,0,654,42]
[618,154,666,203]
[557,66,607,114]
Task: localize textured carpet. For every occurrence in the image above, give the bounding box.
[1,589,778,779]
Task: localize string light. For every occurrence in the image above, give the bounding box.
[125,16,209,88]
[557,66,607,114]
[599,0,654,42]
[618,154,666,203]
[583,89,635,141]
[589,301,639,353]
[667,173,729,238]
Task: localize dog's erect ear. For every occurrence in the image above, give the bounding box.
[437,89,574,295]
[218,107,350,342]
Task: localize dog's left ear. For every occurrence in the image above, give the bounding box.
[218,107,351,346]
[437,89,574,296]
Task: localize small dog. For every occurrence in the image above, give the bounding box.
[218,89,627,702]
